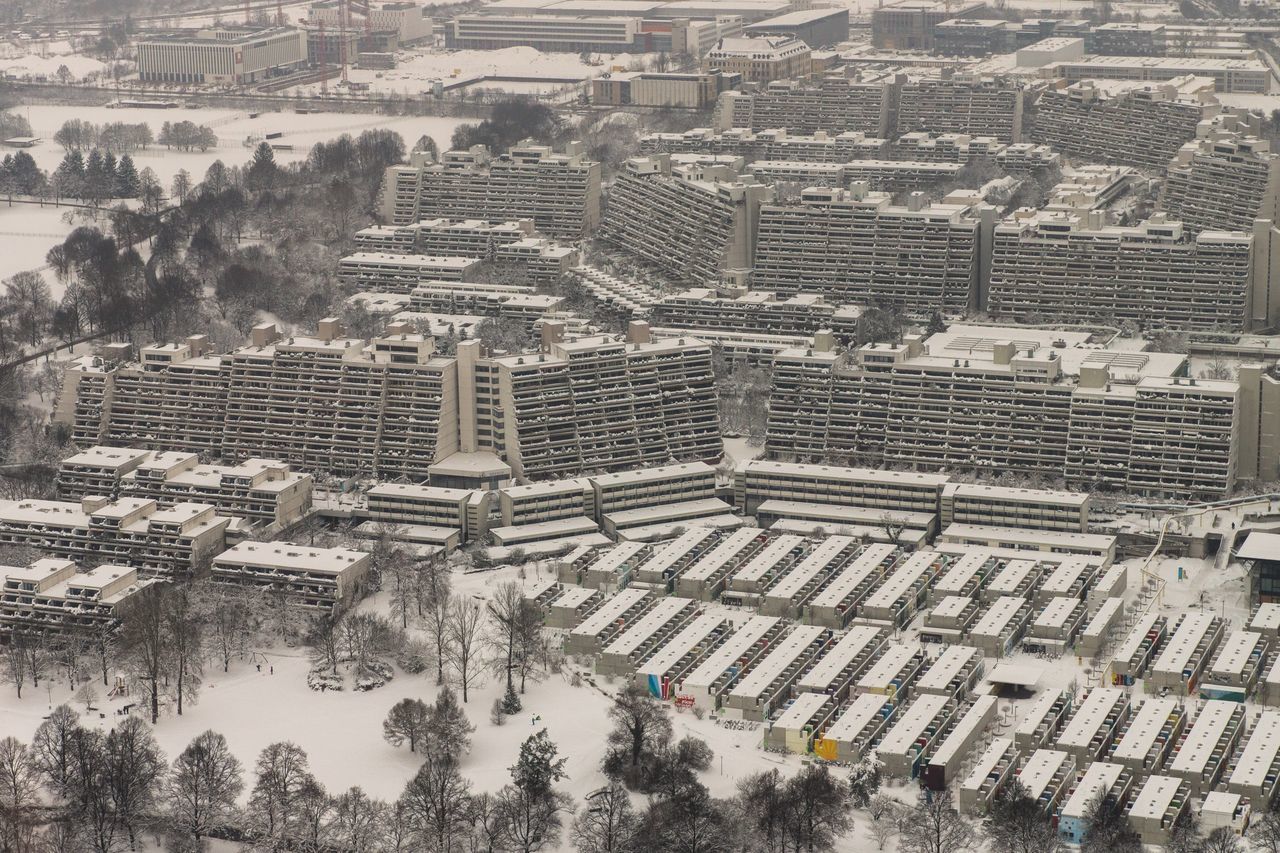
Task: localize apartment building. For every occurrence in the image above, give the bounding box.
[60,320,722,485]
[716,70,896,136]
[988,211,1275,331]
[648,288,862,338]
[376,144,601,237]
[640,127,889,163]
[0,559,152,639]
[939,483,1089,532]
[706,35,810,83]
[57,448,311,531]
[603,156,772,283]
[211,541,372,610]
[752,183,991,314]
[1159,117,1280,236]
[895,74,1025,143]
[0,497,229,579]
[137,26,307,84]
[892,131,1005,162]
[1031,78,1219,171]
[764,325,1243,497]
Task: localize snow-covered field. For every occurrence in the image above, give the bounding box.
[14,104,470,186]
[0,39,108,81]
[0,202,82,292]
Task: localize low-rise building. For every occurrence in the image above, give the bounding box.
[211,541,372,610]
[0,559,152,638]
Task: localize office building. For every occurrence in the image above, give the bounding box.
[988,211,1277,331]
[896,74,1025,143]
[137,27,308,85]
[933,18,1016,56]
[0,560,152,639]
[764,325,1243,497]
[1087,21,1166,55]
[592,70,738,108]
[211,541,372,610]
[1031,78,1219,171]
[603,156,772,283]
[1048,55,1270,93]
[743,8,848,47]
[752,183,990,314]
[706,35,811,83]
[0,497,230,579]
[1159,115,1280,236]
[872,0,985,50]
[377,144,601,237]
[310,1,433,43]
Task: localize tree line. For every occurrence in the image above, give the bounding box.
[54,119,154,154]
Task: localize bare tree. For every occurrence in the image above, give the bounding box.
[571,782,638,853]
[168,730,244,844]
[446,595,485,703]
[119,584,169,724]
[899,790,975,853]
[383,698,431,753]
[4,633,28,699]
[104,715,166,848]
[247,741,317,847]
[328,786,388,851]
[199,582,257,673]
[30,704,80,801]
[398,752,474,851]
[423,590,452,687]
[605,683,673,786]
[0,735,40,851]
[1251,808,1280,853]
[165,585,203,716]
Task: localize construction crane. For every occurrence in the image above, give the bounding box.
[319,18,329,94]
[339,0,350,85]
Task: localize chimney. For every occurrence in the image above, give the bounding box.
[625,320,652,345]
[541,321,566,351]
[316,318,343,342]
[814,329,835,353]
[251,323,280,347]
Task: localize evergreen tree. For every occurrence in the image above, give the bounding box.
[115,153,140,198]
[84,149,107,201]
[511,729,568,799]
[426,686,475,759]
[246,141,278,191]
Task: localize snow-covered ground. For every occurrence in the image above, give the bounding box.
[14,104,470,186]
[0,202,82,293]
[0,39,108,81]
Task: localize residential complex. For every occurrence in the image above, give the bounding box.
[602,156,772,283]
[377,144,602,237]
[716,71,896,135]
[1030,78,1219,171]
[58,320,721,484]
[895,75,1026,143]
[764,325,1250,497]
[0,560,152,639]
[1159,116,1280,236]
[210,542,372,610]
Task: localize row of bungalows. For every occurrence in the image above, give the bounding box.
[920,595,980,645]
[1015,749,1077,816]
[1251,603,1280,639]
[1149,611,1226,695]
[922,694,998,790]
[595,596,699,677]
[565,587,653,656]
[927,549,1001,606]
[546,586,604,629]
[796,624,887,701]
[915,645,985,703]
[765,692,839,753]
[1167,699,1246,794]
[1128,774,1194,845]
[1014,689,1074,753]
[876,692,958,779]
[760,536,863,619]
[1225,708,1280,806]
[807,543,902,628]
[1201,629,1270,701]
[1034,557,1098,604]
[630,527,718,592]
[724,624,833,721]
[675,528,770,601]
[980,558,1043,603]
[1057,761,1135,844]
[813,691,896,763]
[1090,562,1128,602]
[1108,697,1185,774]
[1079,596,1126,658]
[1056,687,1131,763]
[1111,611,1170,683]
[674,615,787,712]
[855,642,926,704]
[855,549,949,629]
[570,541,649,593]
[969,595,1033,658]
[1023,595,1090,656]
[723,533,806,607]
[959,737,1020,815]
[636,612,733,698]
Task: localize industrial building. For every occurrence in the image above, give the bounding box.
[871,0,986,50]
[743,8,848,47]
